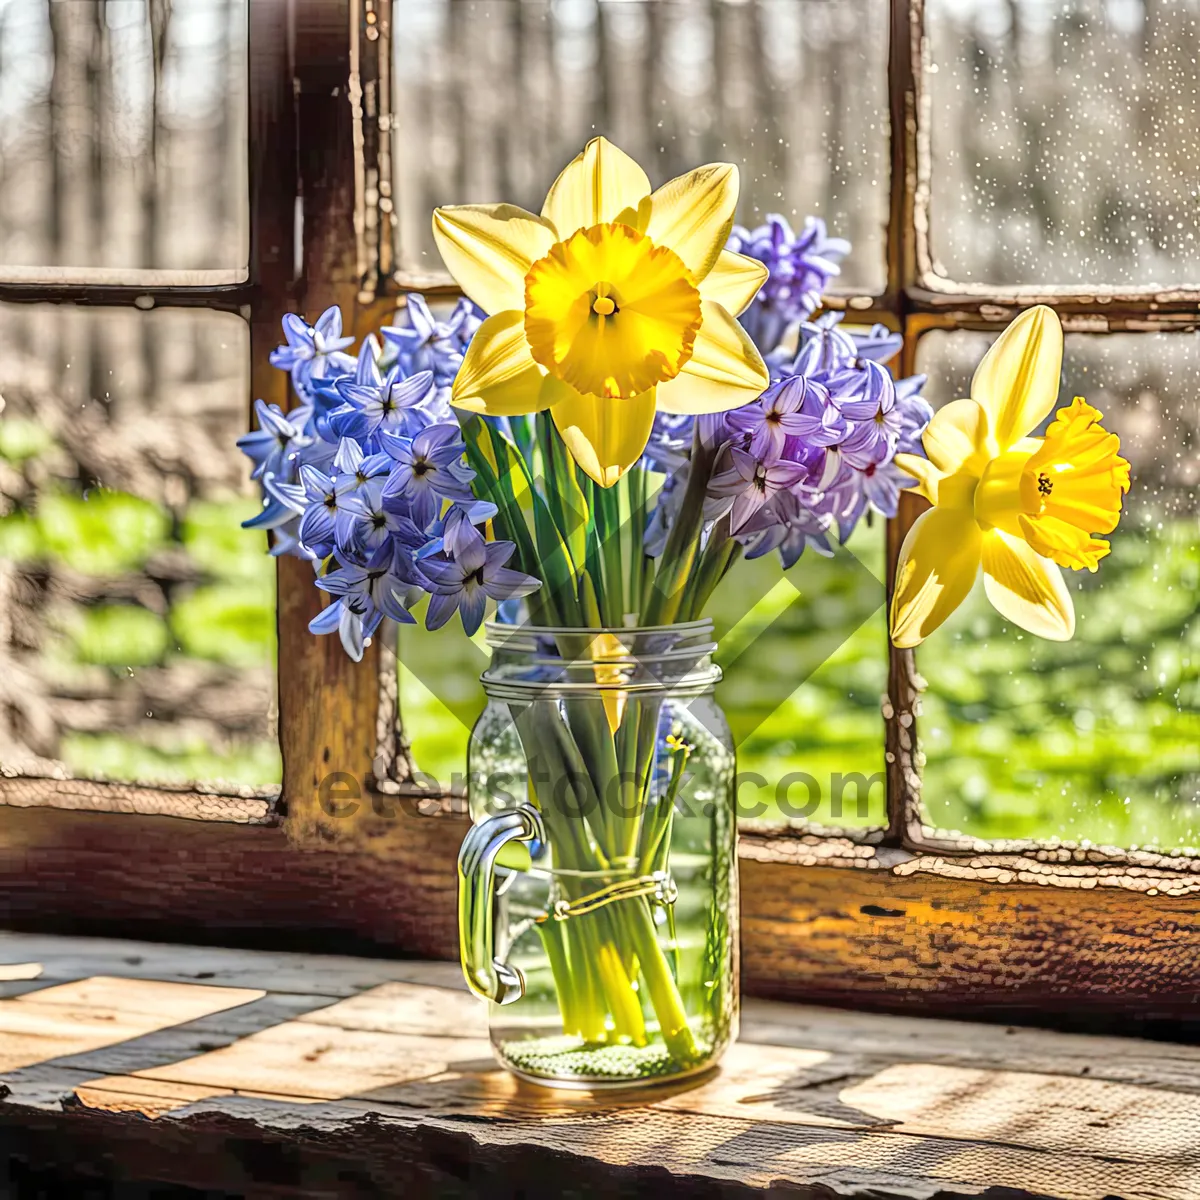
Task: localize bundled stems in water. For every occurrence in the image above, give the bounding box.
[465,413,740,1065]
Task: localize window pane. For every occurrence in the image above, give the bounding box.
[0,0,248,278]
[914,331,1199,848]
[0,305,278,791]
[392,0,887,293]
[926,0,1200,287]
[397,525,888,829]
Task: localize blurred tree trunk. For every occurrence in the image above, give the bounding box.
[48,0,94,431]
[90,1,110,412]
[141,0,171,409]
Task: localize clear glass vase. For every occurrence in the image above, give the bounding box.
[457,620,738,1090]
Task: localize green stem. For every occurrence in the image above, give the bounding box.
[625,895,697,1062]
[537,918,579,1033]
[681,517,739,622]
[642,429,716,625]
[626,467,647,619]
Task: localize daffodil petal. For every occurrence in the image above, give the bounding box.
[645,163,739,283]
[432,204,557,314]
[452,311,573,416]
[922,398,990,475]
[550,387,657,488]
[889,505,982,648]
[981,528,1075,640]
[893,452,943,504]
[655,301,769,414]
[698,250,768,316]
[971,305,1063,452]
[540,136,651,240]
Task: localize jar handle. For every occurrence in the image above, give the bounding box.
[457,802,545,1005]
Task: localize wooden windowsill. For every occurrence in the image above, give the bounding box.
[1,933,1197,1199]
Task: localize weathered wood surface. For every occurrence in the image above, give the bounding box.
[0,776,274,823]
[1,934,1199,1199]
[740,860,1200,1020]
[5,802,1200,1029]
[0,802,461,958]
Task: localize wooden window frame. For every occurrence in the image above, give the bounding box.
[2,0,1198,1029]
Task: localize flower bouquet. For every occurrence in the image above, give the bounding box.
[240,138,1128,1088]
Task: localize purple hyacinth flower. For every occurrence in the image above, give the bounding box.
[295,463,341,559]
[786,311,859,377]
[335,488,424,564]
[330,437,392,509]
[741,488,837,568]
[642,411,695,474]
[237,400,309,482]
[381,295,481,387]
[311,543,427,661]
[421,538,541,636]
[894,374,933,455]
[820,456,915,540]
[706,446,810,534]
[728,215,851,355]
[418,499,499,561]
[831,361,901,469]
[330,367,438,444]
[857,458,917,520]
[241,473,317,564]
[727,376,846,458]
[380,423,476,531]
[269,306,356,395]
[851,323,903,365]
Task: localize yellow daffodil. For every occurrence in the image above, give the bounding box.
[889,306,1130,648]
[433,137,770,487]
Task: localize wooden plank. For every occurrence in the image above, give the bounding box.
[0,977,263,1072]
[6,932,1197,1093]
[3,936,1200,1197]
[841,1062,1200,1162]
[0,932,462,999]
[7,806,1200,1027]
[906,287,1200,332]
[0,965,41,983]
[0,802,461,960]
[274,0,423,842]
[122,1024,492,1103]
[741,858,1200,1020]
[0,776,274,823]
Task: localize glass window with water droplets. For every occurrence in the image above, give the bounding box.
[914,331,1199,849]
[926,0,1200,287]
[0,0,274,794]
[392,0,889,296]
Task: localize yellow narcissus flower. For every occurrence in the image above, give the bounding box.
[889,306,1130,648]
[433,137,770,486]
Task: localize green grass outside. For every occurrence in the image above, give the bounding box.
[1,482,281,789]
[6,461,1195,843]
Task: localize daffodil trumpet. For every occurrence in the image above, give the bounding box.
[434,136,770,488]
[889,305,1130,649]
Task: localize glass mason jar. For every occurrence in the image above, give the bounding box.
[457,620,738,1090]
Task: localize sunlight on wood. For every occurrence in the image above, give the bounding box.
[776,1130,1200,1200]
[657,1042,848,1127]
[297,981,486,1038]
[4,934,1193,1199]
[73,1076,237,1120]
[841,1062,1200,1160]
[71,985,496,1112]
[0,976,264,1072]
[0,963,42,982]
[107,1025,493,1105]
